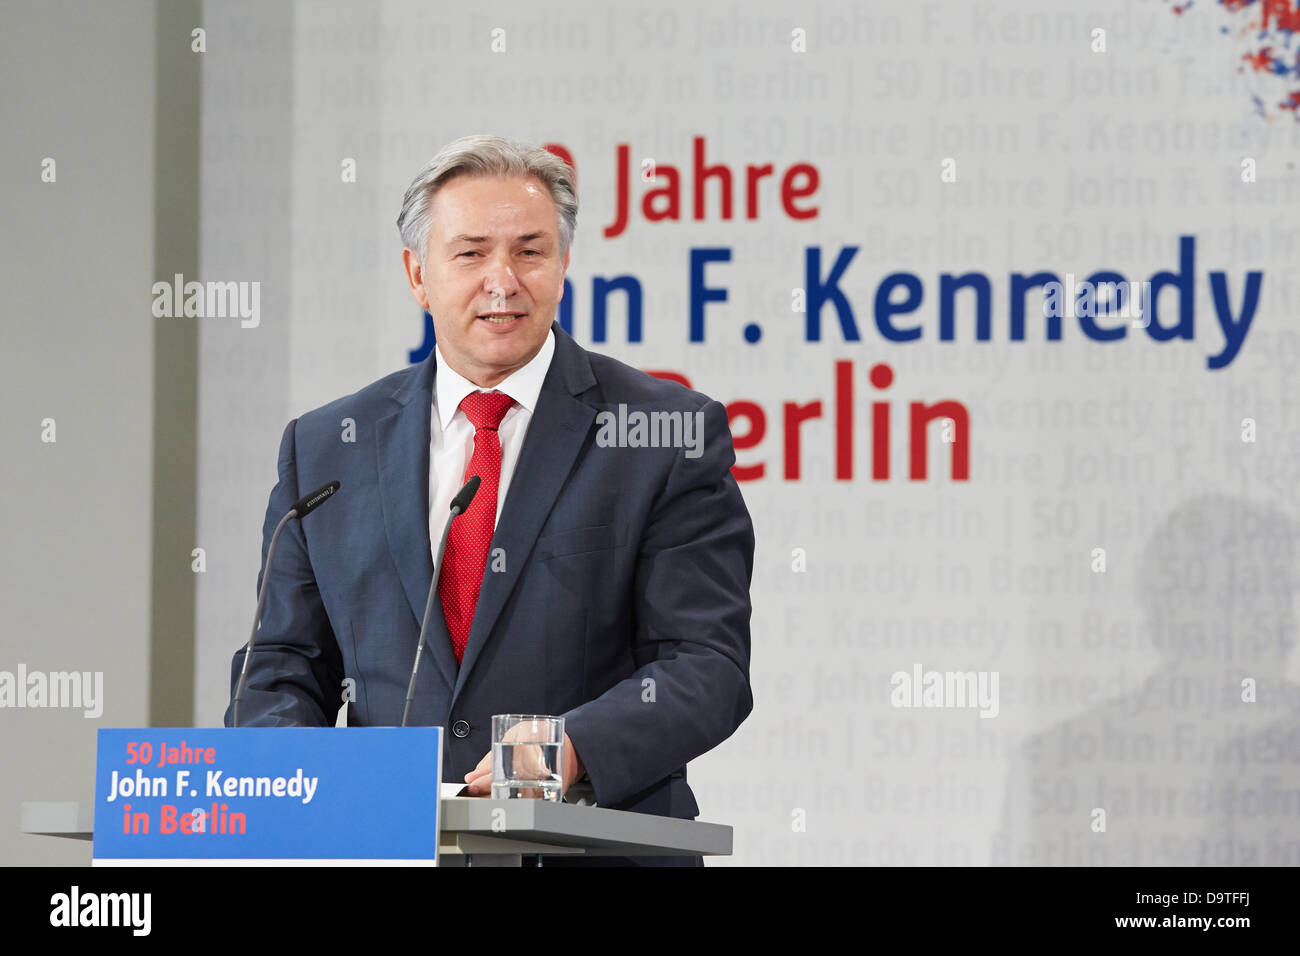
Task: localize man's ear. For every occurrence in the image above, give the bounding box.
[402,247,430,310]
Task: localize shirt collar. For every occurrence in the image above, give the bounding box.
[433,327,555,430]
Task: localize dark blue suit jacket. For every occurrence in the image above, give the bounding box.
[225,322,754,844]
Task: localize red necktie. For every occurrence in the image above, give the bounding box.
[439,391,516,664]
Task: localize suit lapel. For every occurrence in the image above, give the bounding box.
[453,325,597,701]
[375,353,460,695]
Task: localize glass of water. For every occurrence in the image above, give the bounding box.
[491,714,564,801]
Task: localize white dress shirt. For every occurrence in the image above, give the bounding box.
[428,328,556,550]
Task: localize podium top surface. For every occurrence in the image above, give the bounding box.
[21,800,732,858]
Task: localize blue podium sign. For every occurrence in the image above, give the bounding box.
[93,728,442,864]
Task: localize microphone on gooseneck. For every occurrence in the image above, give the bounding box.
[402,475,481,727]
[232,480,342,728]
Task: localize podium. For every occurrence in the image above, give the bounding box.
[21,798,733,866]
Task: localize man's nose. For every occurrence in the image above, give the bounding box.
[482,249,520,303]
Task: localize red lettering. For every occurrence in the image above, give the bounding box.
[745,164,774,220]
[835,360,853,479]
[782,163,820,219]
[643,165,681,222]
[604,138,821,237]
[870,363,894,480]
[783,401,823,480]
[636,362,970,483]
[910,401,971,480]
[694,136,733,221]
[727,400,767,482]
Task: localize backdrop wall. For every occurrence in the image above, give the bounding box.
[194,0,1300,865]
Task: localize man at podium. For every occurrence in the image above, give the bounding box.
[223,134,755,866]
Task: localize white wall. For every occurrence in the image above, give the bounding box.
[0,0,158,865]
[187,0,1300,866]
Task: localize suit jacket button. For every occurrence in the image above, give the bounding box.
[451,720,471,738]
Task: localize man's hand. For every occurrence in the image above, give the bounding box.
[463,731,585,797]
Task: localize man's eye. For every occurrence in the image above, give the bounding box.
[522,250,540,256]
[457,251,479,258]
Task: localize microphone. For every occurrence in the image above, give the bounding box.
[290,480,341,518]
[401,475,481,727]
[232,480,341,728]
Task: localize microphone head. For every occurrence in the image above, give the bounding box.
[450,475,481,514]
[292,480,341,518]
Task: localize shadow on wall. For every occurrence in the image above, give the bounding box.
[992,494,1300,865]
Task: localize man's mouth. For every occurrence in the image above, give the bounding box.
[477,312,525,324]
